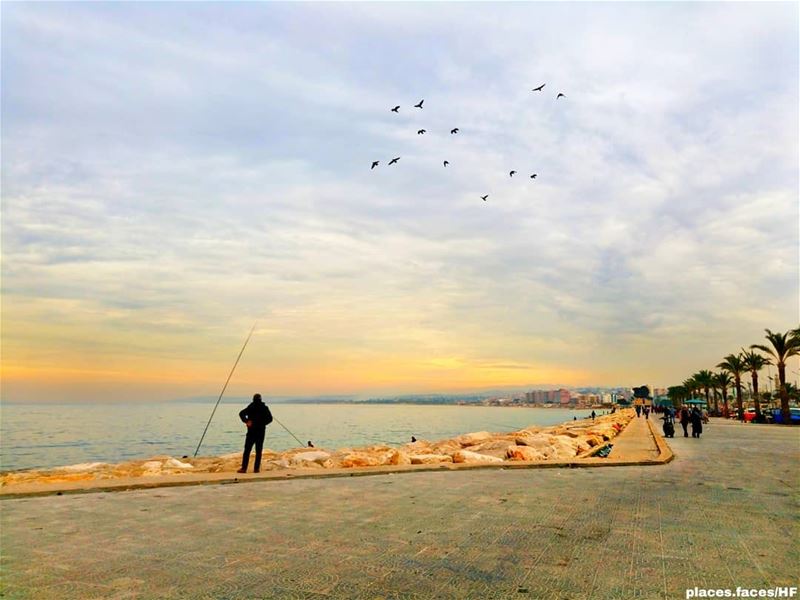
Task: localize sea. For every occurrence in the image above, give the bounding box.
[0,402,598,472]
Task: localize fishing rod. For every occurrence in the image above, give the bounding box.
[194,322,257,457]
[273,416,305,447]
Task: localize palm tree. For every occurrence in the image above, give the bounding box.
[667,385,688,407]
[752,328,800,425]
[715,371,733,418]
[711,377,721,415]
[695,370,715,414]
[718,354,747,421]
[741,349,771,420]
[682,377,699,400]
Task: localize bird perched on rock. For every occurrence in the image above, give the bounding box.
[414,99,424,108]
[532,84,545,91]
[391,105,400,113]
[450,128,459,134]
[557,93,566,99]
[509,170,517,177]
[371,161,379,169]
[530,173,537,179]
[389,157,400,165]
[417,129,426,135]
[443,160,449,167]
[481,195,488,201]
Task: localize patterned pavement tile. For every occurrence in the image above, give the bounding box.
[1,421,798,599]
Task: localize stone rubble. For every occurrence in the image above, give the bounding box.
[0,410,634,488]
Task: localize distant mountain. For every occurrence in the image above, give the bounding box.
[172,395,359,404]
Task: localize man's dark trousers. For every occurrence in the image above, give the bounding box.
[242,428,266,472]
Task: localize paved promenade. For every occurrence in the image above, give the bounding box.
[1,419,798,599]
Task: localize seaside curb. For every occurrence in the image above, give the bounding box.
[647,417,675,463]
[0,417,675,499]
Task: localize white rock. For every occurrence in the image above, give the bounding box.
[289,451,332,466]
[410,454,453,465]
[454,431,494,447]
[164,458,193,469]
[452,450,504,464]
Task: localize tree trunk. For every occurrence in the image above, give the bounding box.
[721,387,729,418]
[778,362,790,424]
[735,376,744,421]
[752,372,761,419]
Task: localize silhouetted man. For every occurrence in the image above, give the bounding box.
[238,393,273,473]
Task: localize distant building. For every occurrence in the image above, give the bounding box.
[559,389,571,405]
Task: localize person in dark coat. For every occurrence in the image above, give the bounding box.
[690,407,703,438]
[238,393,273,473]
[679,406,690,437]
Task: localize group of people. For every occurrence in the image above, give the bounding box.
[669,405,706,438]
[643,403,708,439]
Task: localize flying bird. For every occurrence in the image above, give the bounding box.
[509,171,517,177]
[530,173,537,179]
[417,129,426,135]
[481,195,488,201]
[391,106,400,113]
[443,160,449,167]
[371,161,379,169]
[389,157,400,165]
[557,93,566,99]
[450,128,459,134]
[414,99,424,109]
[532,84,545,92]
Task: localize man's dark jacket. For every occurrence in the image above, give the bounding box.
[239,400,273,430]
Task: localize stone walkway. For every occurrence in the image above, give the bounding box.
[1,420,797,599]
[604,413,660,461]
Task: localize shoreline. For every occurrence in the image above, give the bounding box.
[1,410,638,493]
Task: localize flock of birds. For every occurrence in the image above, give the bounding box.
[371,84,565,201]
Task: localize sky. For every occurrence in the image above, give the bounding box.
[2,2,798,402]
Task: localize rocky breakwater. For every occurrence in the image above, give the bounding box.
[0,410,634,489]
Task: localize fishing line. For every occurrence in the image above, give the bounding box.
[273,416,306,447]
[361,434,406,446]
[194,322,257,457]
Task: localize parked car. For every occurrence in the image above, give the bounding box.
[743,408,757,422]
[772,407,800,424]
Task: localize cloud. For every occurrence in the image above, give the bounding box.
[2,2,797,400]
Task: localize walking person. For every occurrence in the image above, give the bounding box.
[643,406,650,419]
[238,393,273,473]
[635,405,641,418]
[690,406,703,438]
[591,410,596,420]
[679,406,690,437]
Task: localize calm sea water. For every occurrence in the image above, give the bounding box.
[0,403,597,471]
